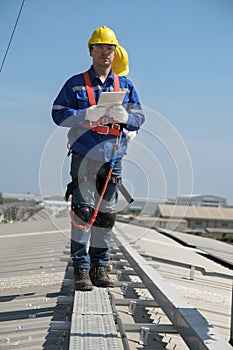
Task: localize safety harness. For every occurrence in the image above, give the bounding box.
[82,71,122,136]
[68,70,123,230]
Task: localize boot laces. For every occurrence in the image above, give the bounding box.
[98,266,108,277]
[77,268,89,278]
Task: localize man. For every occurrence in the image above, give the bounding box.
[52,26,145,291]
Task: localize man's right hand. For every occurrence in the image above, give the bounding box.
[85,105,106,122]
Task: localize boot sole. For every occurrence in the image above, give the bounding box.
[75,285,94,291]
[74,282,94,291]
[92,281,114,288]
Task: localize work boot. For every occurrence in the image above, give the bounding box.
[73,268,93,291]
[90,265,114,288]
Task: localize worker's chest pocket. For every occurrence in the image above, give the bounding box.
[76,90,89,109]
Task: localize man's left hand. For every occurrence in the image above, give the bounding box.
[108,105,128,124]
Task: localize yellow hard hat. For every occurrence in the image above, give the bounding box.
[88,26,119,48]
[112,45,129,76]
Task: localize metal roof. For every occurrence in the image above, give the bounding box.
[157,227,233,266]
[114,221,233,344]
[157,204,233,220]
[0,217,71,350]
[176,194,227,200]
[0,211,232,349]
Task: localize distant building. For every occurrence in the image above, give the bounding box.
[2,192,42,201]
[116,197,165,216]
[153,204,233,233]
[176,194,227,208]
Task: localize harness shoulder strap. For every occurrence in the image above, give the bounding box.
[113,73,120,91]
[83,71,96,106]
[83,71,120,106]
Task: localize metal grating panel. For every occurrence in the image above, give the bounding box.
[70,314,119,350]
[69,288,120,350]
[73,288,112,315]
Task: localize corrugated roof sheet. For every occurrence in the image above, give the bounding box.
[0,216,71,350]
[157,204,233,220]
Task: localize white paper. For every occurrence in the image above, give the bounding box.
[97,91,126,108]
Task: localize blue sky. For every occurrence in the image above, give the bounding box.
[0,0,233,203]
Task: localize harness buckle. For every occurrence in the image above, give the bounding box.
[112,123,120,131]
[98,126,110,134]
[89,120,98,128]
[100,117,109,125]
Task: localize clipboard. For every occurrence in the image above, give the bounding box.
[97,91,126,108]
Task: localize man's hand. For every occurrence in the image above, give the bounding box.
[85,105,106,122]
[126,130,137,142]
[108,105,128,124]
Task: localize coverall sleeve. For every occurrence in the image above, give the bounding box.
[51,77,87,127]
[124,80,145,131]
